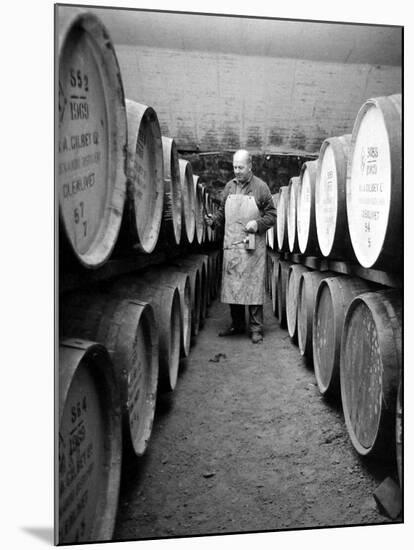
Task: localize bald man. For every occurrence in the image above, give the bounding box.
[206,150,276,343]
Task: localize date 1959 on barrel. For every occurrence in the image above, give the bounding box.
[68,69,90,121]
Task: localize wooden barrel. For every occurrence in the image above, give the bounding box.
[266,252,273,295]
[340,290,402,457]
[271,255,280,316]
[312,276,371,396]
[193,176,205,245]
[267,193,279,250]
[287,177,301,253]
[208,249,220,301]
[179,159,196,244]
[297,271,336,358]
[346,94,403,271]
[190,253,210,317]
[207,252,215,303]
[199,184,208,244]
[58,339,122,544]
[276,186,289,252]
[286,264,311,341]
[124,99,164,253]
[58,11,127,268]
[315,135,353,259]
[175,256,208,328]
[276,260,292,328]
[139,268,192,358]
[266,228,273,250]
[267,253,274,303]
[60,293,159,456]
[396,377,402,487]
[211,201,222,243]
[171,260,202,338]
[297,160,319,255]
[204,190,213,242]
[113,279,182,392]
[161,136,182,246]
[346,94,402,270]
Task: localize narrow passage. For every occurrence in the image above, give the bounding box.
[114,297,394,541]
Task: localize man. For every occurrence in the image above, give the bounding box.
[206,149,276,344]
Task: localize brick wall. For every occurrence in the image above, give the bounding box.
[114,44,401,154]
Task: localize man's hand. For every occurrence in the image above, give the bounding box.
[205,214,214,227]
[245,220,258,233]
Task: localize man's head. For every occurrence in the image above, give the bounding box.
[233,149,252,184]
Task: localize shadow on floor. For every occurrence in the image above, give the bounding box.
[21,526,54,545]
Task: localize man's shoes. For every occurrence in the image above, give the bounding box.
[218,326,245,337]
[251,332,263,344]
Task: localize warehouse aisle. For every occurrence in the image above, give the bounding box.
[114,295,396,541]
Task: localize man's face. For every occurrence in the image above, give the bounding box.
[233,156,251,184]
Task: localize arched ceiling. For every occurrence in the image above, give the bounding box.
[91,7,401,66]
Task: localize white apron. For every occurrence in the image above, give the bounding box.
[220,194,266,305]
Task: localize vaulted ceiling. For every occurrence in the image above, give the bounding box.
[92,7,401,67]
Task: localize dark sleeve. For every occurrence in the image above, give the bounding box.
[255,182,277,235]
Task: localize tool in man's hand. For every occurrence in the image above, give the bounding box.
[232,233,255,250]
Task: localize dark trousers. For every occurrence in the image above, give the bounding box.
[229,304,263,335]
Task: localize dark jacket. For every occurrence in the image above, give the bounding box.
[213,173,276,234]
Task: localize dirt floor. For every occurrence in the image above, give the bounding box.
[113,295,400,542]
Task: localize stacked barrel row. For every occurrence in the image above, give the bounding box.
[267,91,402,484]
[273,94,401,273]
[57,10,223,545]
[266,251,402,484]
[58,10,220,271]
[58,250,222,544]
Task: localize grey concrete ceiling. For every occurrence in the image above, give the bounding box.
[88,7,402,66]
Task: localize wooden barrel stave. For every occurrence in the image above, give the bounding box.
[340,290,402,457]
[112,278,182,392]
[58,339,122,544]
[312,276,372,396]
[297,270,337,358]
[170,260,202,338]
[267,252,274,297]
[286,264,311,341]
[346,94,402,270]
[297,160,319,255]
[178,159,196,244]
[209,249,221,301]
[139,267,192,358]
[316,134,353,259]
[187,254,210,322]
[58,11,127,268]
[193,176,205,245]
[60,292,159,456]
[267,193,279,250]
[287,177,301,253]
[124,99,164,253]
[204,190,213,242]
[276,186,289,252]
[276,260,292,328]
[173,256,208,329]
[271,255,280,316]
[160,136,182,246]
[207,252,215,302]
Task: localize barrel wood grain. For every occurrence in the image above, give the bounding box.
[58,339,122,544]
[340,290,402,457]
